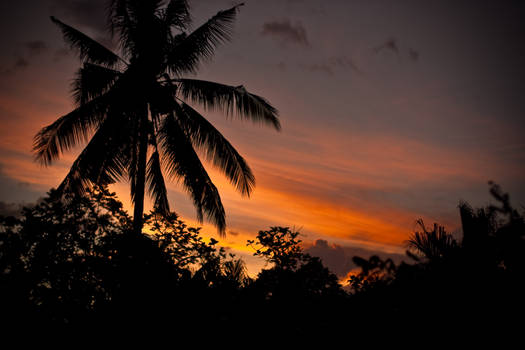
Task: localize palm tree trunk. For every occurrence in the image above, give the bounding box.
[132,111,149,235]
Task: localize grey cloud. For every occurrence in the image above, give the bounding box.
[0,57,30,75]
[307,63,333,75]
[373,37,399,55]
[13,57,29,70]
[0,164,43,203]
[25,40,48,55]
[373,38,421,62]
[409,48,420,62]
[329,56,360,72]
[2,41,50,75]
[261,19,309,47]
[304,239,405,278]
[305,56,361,76]
[14,57,29,69]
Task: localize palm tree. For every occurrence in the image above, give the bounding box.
[33,0,280,235]
[406,219,458,263]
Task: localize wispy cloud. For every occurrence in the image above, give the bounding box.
[1,57,29,75]
[307,63,333,75]
[305,56,361,75]
[373,37,399,55]
[24,40,48,56]
[408,48,420,62]
[14,58,29,69]
[261,19,309,47]
[373,37,421,62]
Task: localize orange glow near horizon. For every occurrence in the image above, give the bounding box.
[2,0,524,279]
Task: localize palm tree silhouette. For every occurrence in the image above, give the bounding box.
[33,0,280,235]
[406,219,458,263]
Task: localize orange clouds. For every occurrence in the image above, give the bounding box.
[0,85,510,278]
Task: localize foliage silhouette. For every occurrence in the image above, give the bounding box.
[247,226,304,269]
[33,0,280,235]
[245,226,347,336]
[0,186,130,326]
[2,182,523,336]
[348,255,397,294]
[349,182,525,329]
[0,186,248,331]
[405,219,459,263]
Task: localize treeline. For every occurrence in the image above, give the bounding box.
[1,183,524,336]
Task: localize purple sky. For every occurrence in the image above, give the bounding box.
[1,0,524,276]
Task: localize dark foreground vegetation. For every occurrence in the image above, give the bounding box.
[1,183,524,337]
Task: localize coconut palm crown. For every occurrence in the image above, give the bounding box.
[33,0,280,235]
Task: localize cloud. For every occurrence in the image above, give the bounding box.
[0,164,43,203]
[305,56,361,75]
[373,37,399,55]
[1,41,52,75]
[304,239,406,278]
[409,48,420,62]
[1,41,51,76]
[14,58,29,69]
[307,63,333,75]
[261,19,309,47]
[1,57,30,75]
[24,40,48,56]
[373,38,420,62]
[329,56,360,71]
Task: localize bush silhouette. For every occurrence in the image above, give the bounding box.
[349,182,525,329]
[0,186,247,331]
[2,181,523,337]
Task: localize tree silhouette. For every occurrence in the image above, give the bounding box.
[247,226,304,269]
[245,226,346,337]
[348,255,397,294]
[33,0,280,235]
[405,219,459,263]
[0,185,252,330]
[0,186,131,326]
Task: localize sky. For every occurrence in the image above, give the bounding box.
[1,0,524,278]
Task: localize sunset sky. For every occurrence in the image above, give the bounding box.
[1,0,524,277]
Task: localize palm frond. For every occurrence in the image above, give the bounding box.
[33,93,112,166]
[223,259,250,285]
[58,113,131,196]
[164,0,191,30]
[72,63,122,105]
[147,148,170,215]
[166,3,244,75]
[406,219,458,262]
[174,101,255,196]
[108,0,134,50]
[176,78,280,130]
[109,0,169,59]
[50,16,122,67]
[159,112,226,235]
